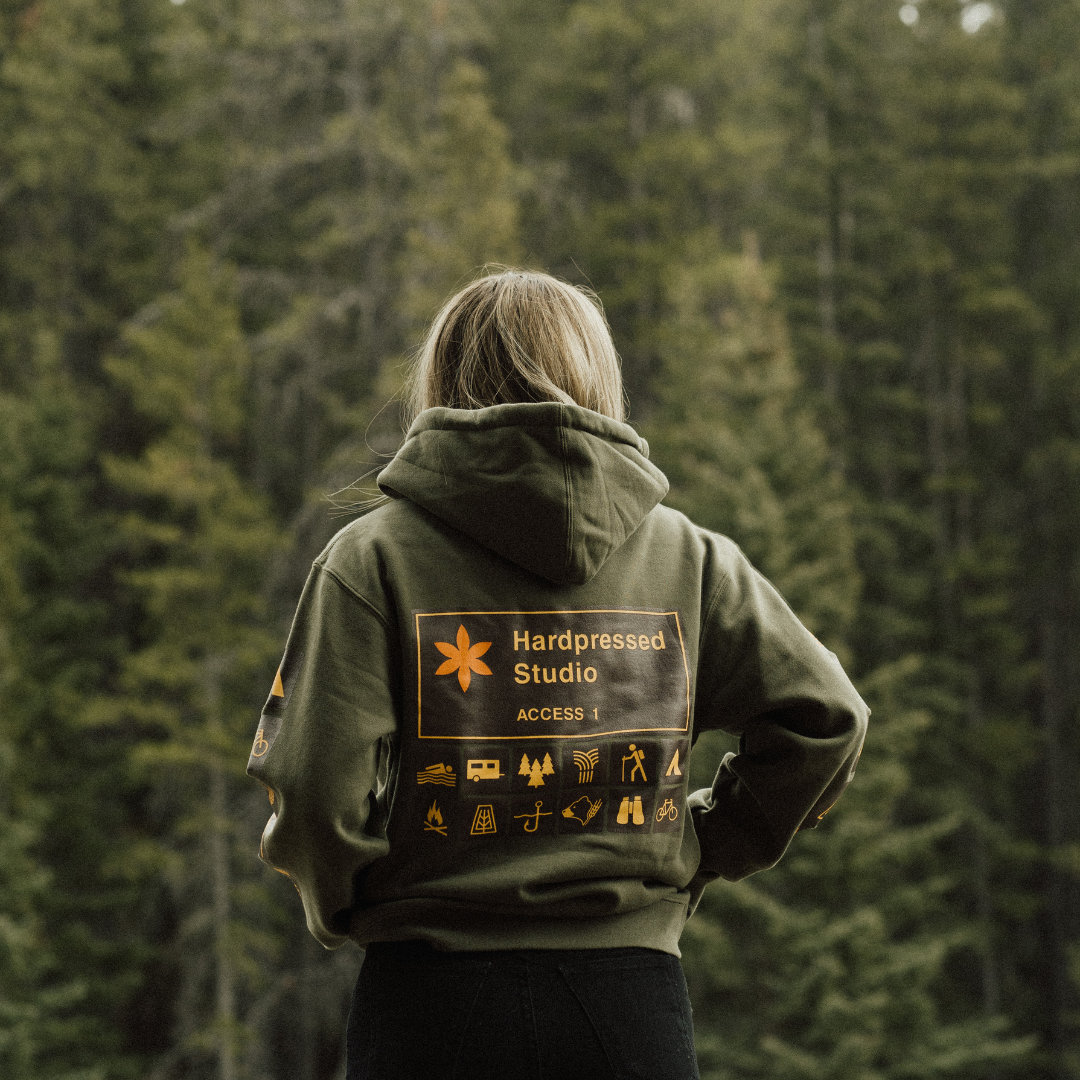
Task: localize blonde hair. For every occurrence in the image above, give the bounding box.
[406,269,625,423]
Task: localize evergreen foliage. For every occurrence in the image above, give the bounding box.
[648,242,857,646]
[0,390,52,1080]
[647,237,1029,1075]
[0,344,141,1079]
[99,247,282,1080]
[0,0,1077,1077]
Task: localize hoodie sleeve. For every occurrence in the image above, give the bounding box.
[246,561,399,948]
[687,539,868,903]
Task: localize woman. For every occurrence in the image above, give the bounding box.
[248,270,868,1080]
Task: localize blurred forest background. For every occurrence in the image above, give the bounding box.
[1,0,1079,1077]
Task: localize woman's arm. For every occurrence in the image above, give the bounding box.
[687,538,868,900]
[247,563,399,947]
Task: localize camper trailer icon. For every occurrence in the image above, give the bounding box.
[467,759,504,782]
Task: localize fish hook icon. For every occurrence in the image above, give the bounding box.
[513,800,553,832]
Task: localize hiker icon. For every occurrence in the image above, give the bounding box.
[621,744,647,783]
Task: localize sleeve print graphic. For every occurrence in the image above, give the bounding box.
[246,647,304,775]
[247,714,283,774]
[261,646,303,715]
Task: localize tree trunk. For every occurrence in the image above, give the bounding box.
[206,658,237,1080]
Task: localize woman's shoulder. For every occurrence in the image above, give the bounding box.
[639,502,744,561]
[308,498,427,599]
[317,496,415,554]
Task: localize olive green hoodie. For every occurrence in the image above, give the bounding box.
[248,403,867,956]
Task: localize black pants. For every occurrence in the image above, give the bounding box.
[346,941,700,1080]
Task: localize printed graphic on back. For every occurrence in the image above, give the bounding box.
[415,610,689,741]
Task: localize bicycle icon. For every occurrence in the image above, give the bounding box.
[655,798,679,823]
[251,729,269,758]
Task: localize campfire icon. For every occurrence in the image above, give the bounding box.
[423,800,447,835]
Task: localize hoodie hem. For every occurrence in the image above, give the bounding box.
[347,896,690,957]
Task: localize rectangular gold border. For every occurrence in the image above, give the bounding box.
[415,609,691,740]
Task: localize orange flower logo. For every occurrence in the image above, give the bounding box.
[434,624,492,692]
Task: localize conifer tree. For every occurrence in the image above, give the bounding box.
[0,339,152,1079]
[683,661,1032,1080]
[647,236,1032,1077]
[648,240,857,646]
[476,0,783,403]
[0,0,170,387]
[144,6,526,1072]
[0,391,50,1080]
[0,335,163,1080]
[398,57,522,330]
[755,2,1043,1054]
[3,0,1077,1074]
[100,246,282,1080]
[1002,2,1080,1064]
[159,0,521,518]
[0,3,218,1073]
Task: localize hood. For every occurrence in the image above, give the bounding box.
[377,402,669,586]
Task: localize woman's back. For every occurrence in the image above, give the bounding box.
[247,270,868,1079]
[250,400,865,954]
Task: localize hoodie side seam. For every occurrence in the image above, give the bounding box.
[559,419,575,579]
[700,576,730,632]
[699,533,741,630]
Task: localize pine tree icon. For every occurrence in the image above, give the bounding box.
[518,753,531,777]
[541,752,554,777]
[528,758,545,787]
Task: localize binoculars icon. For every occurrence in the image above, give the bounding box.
[616,795,645,825]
